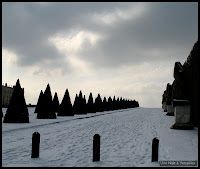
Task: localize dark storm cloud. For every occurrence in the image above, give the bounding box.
[78,2,198,67]
[2,2,198,71]
[2,2,129,70]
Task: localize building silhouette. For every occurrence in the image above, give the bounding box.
[2,83,14,107]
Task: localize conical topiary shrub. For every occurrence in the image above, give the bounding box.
[73,94,79,114]
[107,96,113,111]
[78,91,83,114]
[73,91,83,115]
[82,95,87,114]
[87,92,95,113]
[37,84,56,119]
[3,79,29,123]
[57,89,74,116]
[52,92,59,113]
[34,90,44,113]
[94,94,103,112]
[102,97,108,111]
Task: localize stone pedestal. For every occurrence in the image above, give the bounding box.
[166,104,174,116]
[170,100,194,130]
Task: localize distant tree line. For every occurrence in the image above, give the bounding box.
[3,79,139,122]
[34,84,139,118]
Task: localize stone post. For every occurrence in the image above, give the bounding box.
[93,134,100,162]
[152,137,159,162]
[31,132,40,158]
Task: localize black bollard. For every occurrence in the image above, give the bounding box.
[93,134,100,162]
[31,132,40,158]
[152,137,159,162]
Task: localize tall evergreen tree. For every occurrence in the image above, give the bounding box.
[112,96,117,110]
[135,100,139,107]
[73,91,84,115]
[77,90,83,114]
[52,92,59,113]
[121,98,126,109]
[82,95,87,114]
[3,79,29,123]
[57,89,73,116]
[37,84,56,119]
[108,96,113,111]
[94,94,103,112]
[102,97,108,111]
[119,97,123,110]
[87,92,95,113]
[73,94,79,114]
[77,91,87,114]
[116,97,120,110]
[34,90,44,113]
[124,99,128,109]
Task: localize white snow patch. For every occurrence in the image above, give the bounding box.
[2,107,198,167]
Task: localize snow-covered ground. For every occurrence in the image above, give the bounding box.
[2,107,198,167]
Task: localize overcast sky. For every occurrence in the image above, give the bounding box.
[2,2,198,107]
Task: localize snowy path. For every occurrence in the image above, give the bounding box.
[2,107,198,167]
